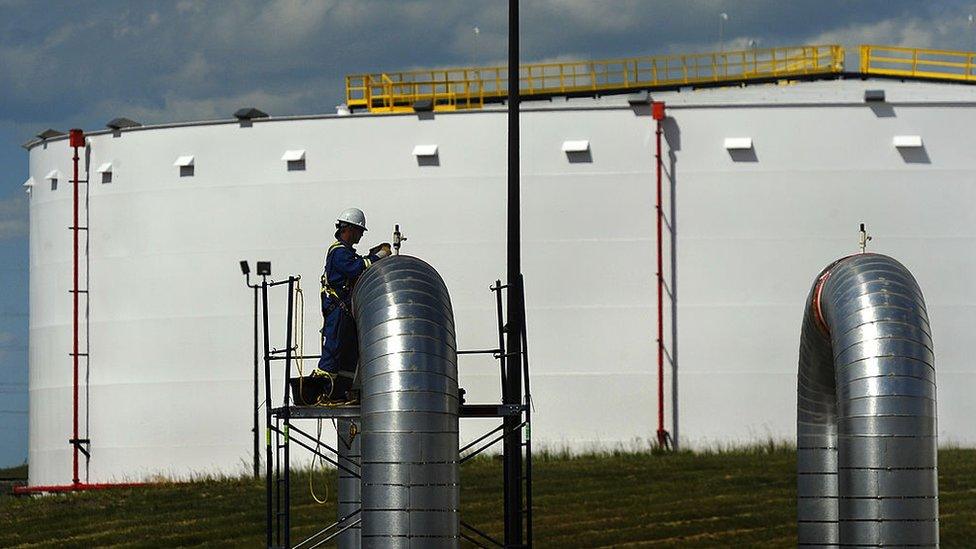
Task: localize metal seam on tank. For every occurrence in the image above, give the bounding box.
[354,255,460,547]
[797,253,939,547]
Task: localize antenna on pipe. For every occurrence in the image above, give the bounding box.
[393,224,406,255]
[858,222,872,253]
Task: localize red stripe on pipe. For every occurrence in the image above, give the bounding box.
[13,482,148,495]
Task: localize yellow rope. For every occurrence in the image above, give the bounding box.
[309,419,329,504]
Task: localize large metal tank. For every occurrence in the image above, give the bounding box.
[23,78,976,484]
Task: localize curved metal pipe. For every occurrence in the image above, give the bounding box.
[353,256,460,547]
[798,253,938,547]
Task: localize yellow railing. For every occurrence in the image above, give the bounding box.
[861,45,976,82]
[347,44,844,113]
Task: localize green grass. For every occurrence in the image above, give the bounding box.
[2,448,975,547]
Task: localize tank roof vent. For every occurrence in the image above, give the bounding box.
[412,99,434,112]
[36,128,65,140]
[724,137,754,150]
[412,144,438,157]
[106,117,142,130]
[627,92,652,105]
[561,140,590,153]
[864,89,886,102]
[893,135,923,148]
[234,107,269,120]
[281,149,305,161]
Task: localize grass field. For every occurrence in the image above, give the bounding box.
[2,447,975,547]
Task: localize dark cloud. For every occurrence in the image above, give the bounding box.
[1,0,972,137]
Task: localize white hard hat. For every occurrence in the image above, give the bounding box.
[336,207,367,231]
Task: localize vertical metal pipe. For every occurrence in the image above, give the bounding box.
[253,286,260,479]
[337,418,362,549]
[283,277,294,548]
[797,253,938,546]
[505,0,524,544]
[71,133,81,486]
[517,275,533,546]
[356,256,459,546]
[494,280,507,397]
[261,276,273,549]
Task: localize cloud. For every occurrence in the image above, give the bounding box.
[0,0,972,145]
[0,195,27,240]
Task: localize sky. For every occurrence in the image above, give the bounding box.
[1,0,975,467]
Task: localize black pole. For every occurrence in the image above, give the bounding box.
[261,276,273,548]
[253,285,260,479]
[283,277,294,548]
[504,0,524,546]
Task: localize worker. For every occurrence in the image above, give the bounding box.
[314,207,391,401]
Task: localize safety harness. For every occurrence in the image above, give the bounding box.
[321,240,372,317]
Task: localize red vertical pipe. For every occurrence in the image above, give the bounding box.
[652,102,667,448]
[69,128,84,485]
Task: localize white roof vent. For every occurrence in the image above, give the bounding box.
[281,149,306,161]
[412,144,438,157]
[96,162,113,173]
[561,140,590,153]
[45,169,61,180]
[724,137,753,150]
[173,155,195,167]
[893,135,923,148]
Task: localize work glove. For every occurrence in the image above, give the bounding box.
[371,243,392,259]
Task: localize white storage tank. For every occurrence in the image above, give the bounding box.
[24,77,976,485]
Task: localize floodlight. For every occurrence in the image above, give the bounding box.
[257,261,271,276]
[239,261,250,275]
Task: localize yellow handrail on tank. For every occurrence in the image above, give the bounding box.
[346,44,844,113]
[860,44,976,82]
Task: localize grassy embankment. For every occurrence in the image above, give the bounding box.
[2,447,975,547]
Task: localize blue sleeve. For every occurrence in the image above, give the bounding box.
[331,246,368,279]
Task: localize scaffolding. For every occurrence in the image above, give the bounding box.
[256,270,533,548]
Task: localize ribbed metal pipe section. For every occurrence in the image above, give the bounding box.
[337,418,362,549]
[798,253,938,547]
[353,256,460,547]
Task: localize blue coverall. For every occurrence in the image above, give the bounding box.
[318,239,380,374]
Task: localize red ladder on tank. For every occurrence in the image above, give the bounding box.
[67,129,92,485]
